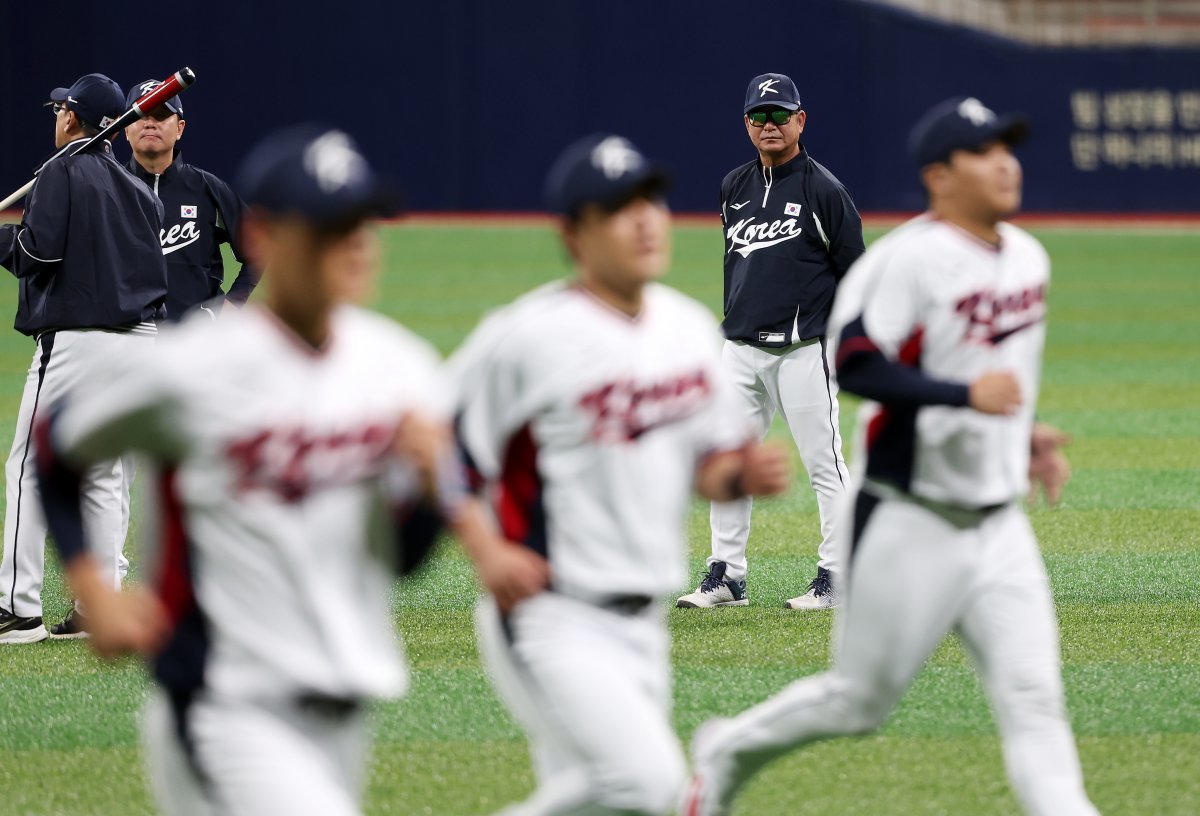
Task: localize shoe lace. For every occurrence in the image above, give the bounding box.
[699,566,727,593]
[808,574,832,597]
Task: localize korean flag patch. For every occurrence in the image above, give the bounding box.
[784,202,802,217]
[181,205,197,219]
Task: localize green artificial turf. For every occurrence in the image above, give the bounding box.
[0,223,1196,815]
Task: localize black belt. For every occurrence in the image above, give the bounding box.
[600,594,655,615]
[294,693,363,719]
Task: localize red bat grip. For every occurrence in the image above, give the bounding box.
[131,67,196,116]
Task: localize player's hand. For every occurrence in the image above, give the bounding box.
[477,543,551,614]
[739,441,791,497]
[1028,422,1071,506]
[86,587,169,660]
[394,411,451,498]
[969,371,1022,415]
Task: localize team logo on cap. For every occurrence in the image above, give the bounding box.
[590,136,643,180]
[138,80,162,96]
[303,130,368,193]
[957,98,996,126]
[758,79,780,97]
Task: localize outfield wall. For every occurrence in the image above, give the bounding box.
[1,1,1197,214]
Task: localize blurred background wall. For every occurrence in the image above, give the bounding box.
[2,0,1197,213]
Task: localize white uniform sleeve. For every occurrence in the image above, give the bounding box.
[856,249,924,358]
[827,242,925,370]
[447,310,538,481]
[402,335,454,421]
[53,339,190,465]
[383,331,461,512]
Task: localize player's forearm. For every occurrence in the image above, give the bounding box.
[33,411,89,563]
[837,349,969,407]
[451,496,551,610]
[450,498,507,566]
[63,553,118,614]
[834,318,969,408]
[695,450,747,502]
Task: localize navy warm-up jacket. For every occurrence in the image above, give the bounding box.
[0,139,167,336]
[127,153,259,321]
[719,146,865,347]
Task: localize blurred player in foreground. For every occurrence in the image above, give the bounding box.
[683,98,1099,816]
[124,78,259,320]
[35,125,512,816]
[451,134,790,816]
[0,73,166,643]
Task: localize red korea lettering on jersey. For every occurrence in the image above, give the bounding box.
[579,369,712,443]
[954,283,1047,345]
[226,423,395,502]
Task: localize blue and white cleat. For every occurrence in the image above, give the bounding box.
[676,561,748,608]
[784,566,840,610]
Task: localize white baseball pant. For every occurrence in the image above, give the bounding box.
[1,330,142,618]
[476,592,686,816]
[705,490,1099,815]
[142,688,370,816]
[709,338,847,580]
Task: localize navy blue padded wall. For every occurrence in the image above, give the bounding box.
[1,1,1195,211]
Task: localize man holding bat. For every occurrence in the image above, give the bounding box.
[0,72,168,643]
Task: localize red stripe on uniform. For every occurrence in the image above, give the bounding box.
[834,335,879,368]
[494,425,539,544]
[866,326,925,450]
[155,468,193,628]
[897,326,925,366]
[865,408,890,450]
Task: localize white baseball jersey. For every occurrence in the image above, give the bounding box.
[52,304,446,702]
[828,214,1049,508]
[450,281,750,602]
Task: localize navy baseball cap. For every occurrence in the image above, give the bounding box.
[125,79,183,116]
[236,125,395,228]
[909,96,1030,168]
[48,73,124,130]
[545,134,670,217]
[744,73,802,114]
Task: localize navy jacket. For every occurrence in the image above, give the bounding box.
[719,146,865,346]
[127,152,259,321]
[0,139,167,336]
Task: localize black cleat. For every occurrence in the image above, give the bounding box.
[49,609,90,640]
[0,609,48,644]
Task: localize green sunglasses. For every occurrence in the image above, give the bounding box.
[747,109,796,127]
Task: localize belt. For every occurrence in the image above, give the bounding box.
[599,594,656,615]
[864,480,1013,529]
[735,336,822,352]
[294,693,363,719]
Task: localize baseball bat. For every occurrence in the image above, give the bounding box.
[0,67,197,212]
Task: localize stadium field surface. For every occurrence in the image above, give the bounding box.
[0,223,1196,815]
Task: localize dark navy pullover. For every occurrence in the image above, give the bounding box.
[719,146,865,346]
[127,153,259,321]
[0,139,167,336]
